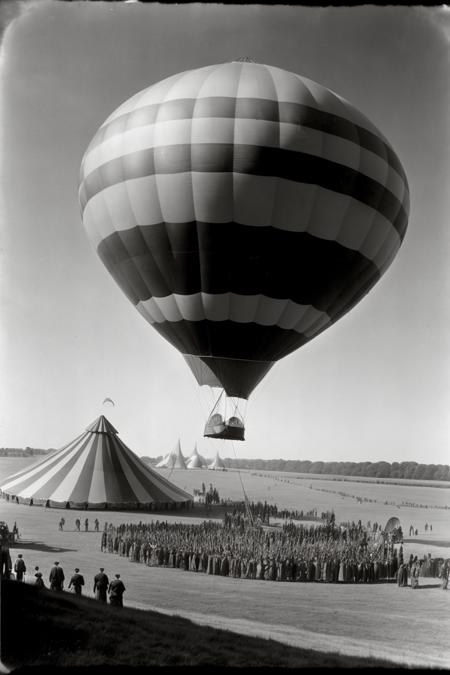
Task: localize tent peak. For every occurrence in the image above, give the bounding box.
[86,415,118,435]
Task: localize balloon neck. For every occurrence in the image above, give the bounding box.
[184,354,274,399]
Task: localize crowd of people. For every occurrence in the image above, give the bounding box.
[306,482,449,513]
[98,512,442,586]
[6,553,126,606]
[221,500,322,524]
[3,502,448,611]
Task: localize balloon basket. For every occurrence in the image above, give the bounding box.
[203,411,245,441]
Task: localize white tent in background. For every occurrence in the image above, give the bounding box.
[186,444,207,469]
[0,416,192,510]
[155,440,187,469]
[155,453,171,468]
[208,451,226,471]
[162,439,187,470]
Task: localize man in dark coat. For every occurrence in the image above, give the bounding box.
[14,554,26,582]
[1,547,12,579]
[440,561,449,590]
[49,561,65,591]
[93,567,109,602]
[68,568,85,596]
[108,574,126,607]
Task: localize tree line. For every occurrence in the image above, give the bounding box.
[0,447,54,457]
[3,448,447,482]
[219,459,450,482]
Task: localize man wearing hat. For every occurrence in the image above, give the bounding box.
[108,573,126,607]
[49,561,65,591]
[13,554,26,582]
[93,567,109,602]
[68,568,85,596]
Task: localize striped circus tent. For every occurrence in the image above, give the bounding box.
[208,452,226,471]
[0,416,192,510]
[186,444,207,469]
[79,60,409,401]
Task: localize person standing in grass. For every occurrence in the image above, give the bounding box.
[84,518,89,532]
[68,568,85,596]
[13,554,26,582]
[397,563,408,587]
[49,561,65,591]
[75,518,81,531]
[440,561,449,590]
[108,574,126,607]
[411,558,420,589]
[34,571,45,588]
[93,567,109,602]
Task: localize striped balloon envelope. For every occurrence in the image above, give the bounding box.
[79,61,409,400]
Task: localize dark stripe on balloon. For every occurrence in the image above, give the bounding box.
[119,252,378,399]
[96,223,381,311]
[147,261,375,392]
[155,307,302,366]
[87,97,407,183]
[80,143,408,238]
[146,265,375,365]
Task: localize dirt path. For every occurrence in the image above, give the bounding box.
[4,501,450,669]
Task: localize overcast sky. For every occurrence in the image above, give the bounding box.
[0,1,449,464]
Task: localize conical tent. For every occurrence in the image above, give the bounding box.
[0,416,192,510]
[186,444,207,469]
[166,439,187,469]
[155,453,171,468]
[208,451,226,471]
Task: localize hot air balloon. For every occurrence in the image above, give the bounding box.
[79,60,409,440]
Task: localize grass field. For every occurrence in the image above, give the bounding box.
[1,457,450,668]
[2,580,407,669]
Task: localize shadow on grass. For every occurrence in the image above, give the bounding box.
[10,540,77,553]
[403,537,450,547]
[2,580,405,669]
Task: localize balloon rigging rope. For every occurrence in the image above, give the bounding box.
[230,439,254,526]
[211,388,225,416]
